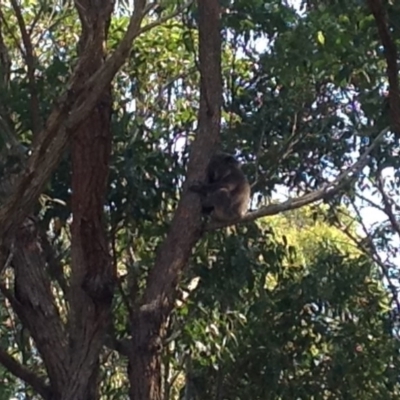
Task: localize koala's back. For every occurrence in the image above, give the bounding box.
[193,152,251,221]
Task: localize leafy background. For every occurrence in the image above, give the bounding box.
[0,0,400,398]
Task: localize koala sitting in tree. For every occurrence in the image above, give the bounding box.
[190,152,250,222]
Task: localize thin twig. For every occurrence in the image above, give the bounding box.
[338,202,400,314]
[137,0,193,37]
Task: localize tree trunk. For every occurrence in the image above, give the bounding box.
[129,310,164,400]
[0,0,148,398]
[128,0,222,399]
[63,2,114,399]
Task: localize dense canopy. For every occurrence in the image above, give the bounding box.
[0,0,399,399]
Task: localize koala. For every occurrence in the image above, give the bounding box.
[190,153,250,222]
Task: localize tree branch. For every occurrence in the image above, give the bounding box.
[71,0,194,120]
[136,0,193,36]
[0,348,51,400]
[336,202,400,314]
[128,0,222,396]
[11,218,68,388]
[0,0,149,241]
[375,168,400,237]
[0,9,10,87]
[142,0,222,308]
[0,9,24,56]
[0,282,57,400]
[0,1,195,243]
[209,126,389,229]
[10,0,42,136]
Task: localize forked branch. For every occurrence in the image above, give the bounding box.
[0,1,192,241]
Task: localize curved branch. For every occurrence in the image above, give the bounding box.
[209,126,389,229]
[0,281,58,399]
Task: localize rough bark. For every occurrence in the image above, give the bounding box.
[0,1,191,398]
[128,1,223,399]
[12,220,69,394]
[0,0,149,241]
[64,2,114,399]
[0,219,68,398]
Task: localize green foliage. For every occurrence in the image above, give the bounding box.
[267,206,362,263]
[1,0,400,398]
[172,213,399,399]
